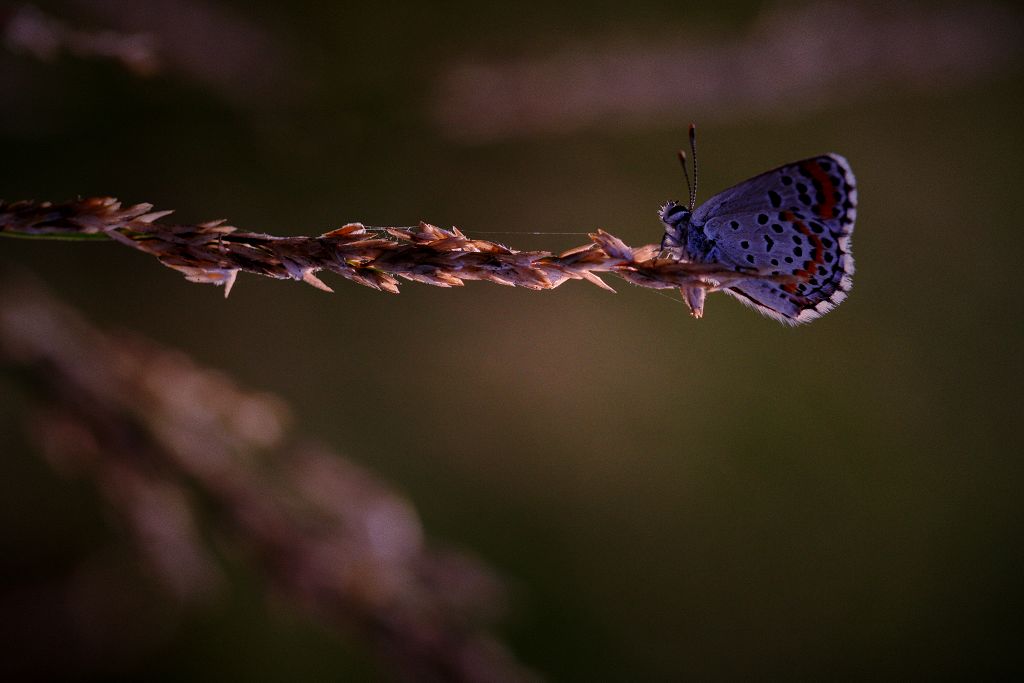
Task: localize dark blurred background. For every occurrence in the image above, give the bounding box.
[1,0,1022,679]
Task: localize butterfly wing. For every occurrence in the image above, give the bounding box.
[693,154,857,325]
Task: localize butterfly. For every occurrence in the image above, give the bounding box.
[659,125,856,325]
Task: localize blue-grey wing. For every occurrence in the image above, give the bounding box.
[694,154,857,325]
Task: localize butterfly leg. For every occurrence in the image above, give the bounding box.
[681,286,706,319]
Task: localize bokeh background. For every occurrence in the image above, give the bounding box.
[2,0,1022,679]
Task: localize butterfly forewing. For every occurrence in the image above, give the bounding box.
[694,154,857,325]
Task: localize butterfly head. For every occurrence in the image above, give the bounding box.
[660,124,700,253]
[659,201,690,251]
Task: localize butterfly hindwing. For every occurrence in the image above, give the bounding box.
[695,154,857,325]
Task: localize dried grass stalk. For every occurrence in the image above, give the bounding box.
[0,197,780,300]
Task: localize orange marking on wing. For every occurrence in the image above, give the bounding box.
[782,210,825,270]
[777,211,827,303]
[806,233,825,266]
[802,160,837,220]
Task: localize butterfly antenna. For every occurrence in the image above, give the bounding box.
[688,123,698,211]
[677,149,693,210]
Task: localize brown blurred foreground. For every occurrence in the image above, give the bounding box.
[0,269,536,682]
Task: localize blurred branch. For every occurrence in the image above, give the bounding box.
[1,3,157,74]
[0,271,536,682]
[433,0,1024,141]
[0,196,784,299]
[63,0,300,105]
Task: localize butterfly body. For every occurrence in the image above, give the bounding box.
[660,153,857,325]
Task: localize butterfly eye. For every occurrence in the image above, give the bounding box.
[659,202,690,225]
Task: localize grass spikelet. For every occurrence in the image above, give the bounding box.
[1,197,785,303]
